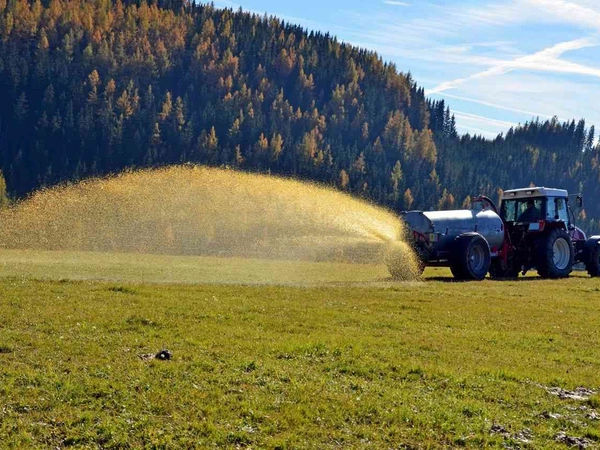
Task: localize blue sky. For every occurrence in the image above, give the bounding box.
[213,0,600,140]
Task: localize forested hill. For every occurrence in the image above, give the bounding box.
[0,0,599,232]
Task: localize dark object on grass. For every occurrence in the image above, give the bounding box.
[555,431,592,448]
[490,424,509,437]
[155,349,172,360]
[138,349,172,361]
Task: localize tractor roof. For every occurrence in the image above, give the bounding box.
[501,187,568,200]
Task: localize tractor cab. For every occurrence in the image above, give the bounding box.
[500,187,573,233]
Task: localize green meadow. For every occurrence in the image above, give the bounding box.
[1,250,600,448]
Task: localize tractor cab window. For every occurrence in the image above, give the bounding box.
[547,197,570,223]
[501,198,543,223]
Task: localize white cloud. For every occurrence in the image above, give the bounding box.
[353,0,600,56]
[452,111,516,128]
[432,92,557,119]
[349,39,507,68]
[383,0,410,5]
[426,37,600,95]
[523,0,600,30]
[436,72,600,135]
[454,124,502,138]
[450,0,600,30]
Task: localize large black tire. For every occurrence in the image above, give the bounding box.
[585,241,600,277]
[536,228,574,279]
[449,233,491,281]
[489,258,520,279]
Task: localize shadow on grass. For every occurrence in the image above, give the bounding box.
[425,276,549,283]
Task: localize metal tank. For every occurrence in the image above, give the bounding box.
[402,208,505,262]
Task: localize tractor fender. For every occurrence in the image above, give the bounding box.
[454,231,490,243]
[452,232,492,255]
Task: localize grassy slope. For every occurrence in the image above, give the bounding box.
[1,252,600,448]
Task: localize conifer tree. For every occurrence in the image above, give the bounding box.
[403,188,414,210]
[0,170,9,209]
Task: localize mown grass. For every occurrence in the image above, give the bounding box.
[0,249,389,285]
[1,252,600,448]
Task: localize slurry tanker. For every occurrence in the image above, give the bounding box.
[389,187,600,281]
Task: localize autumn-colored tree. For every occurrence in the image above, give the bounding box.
[338,169,349,190]
[269,133,283,162]
[461,196,472,209]
[0,0,597,233]
[438,189,455,210]
[0,170,9,208]
[197,127,219,164]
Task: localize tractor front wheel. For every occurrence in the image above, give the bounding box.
[450,233,491,281]
[536,228,574,279]
[585,242,600,277]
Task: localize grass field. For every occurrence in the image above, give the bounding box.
[1,250,600,448]
[0,249,391,285]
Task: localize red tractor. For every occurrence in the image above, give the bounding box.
[391,187,600,280]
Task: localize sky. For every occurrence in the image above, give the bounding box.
[212,0,600,140]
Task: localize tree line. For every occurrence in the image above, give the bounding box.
[0,0,598,233]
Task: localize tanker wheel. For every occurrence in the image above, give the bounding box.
[585,243,600,277]
[536,228,574,279]
[449,233,491,281]
[489,259,520,279]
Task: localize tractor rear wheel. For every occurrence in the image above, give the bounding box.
[585,243,600,277]
[536,228,574,279]
[450,233,491,281]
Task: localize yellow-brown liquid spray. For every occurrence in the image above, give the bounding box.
[0,166,419,280]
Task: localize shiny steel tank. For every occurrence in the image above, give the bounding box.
[402,208,505,255]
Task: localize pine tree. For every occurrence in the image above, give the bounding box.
[462,196,472,209]
[403,188,414,210]
[254,133,269,155]
[269,133,284,162]
[438,189,455,210]
[14,93,28,123]
[234,145,245,166]
[390,160,403,205]
[0,170,9,208]
[87,70,101,104]
[159,92,173,121]
[116,90,133,118]
[197,127,219,164]
[338,169,349,190]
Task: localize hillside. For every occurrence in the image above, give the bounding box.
[0,0,598,232]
